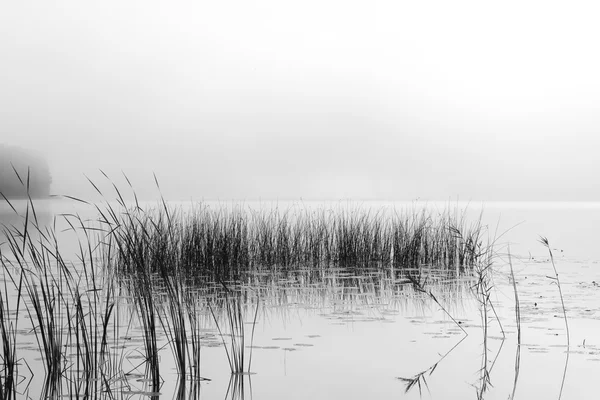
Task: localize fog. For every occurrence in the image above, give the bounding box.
[2,0,599,201]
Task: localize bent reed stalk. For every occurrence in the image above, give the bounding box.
[539,237,569,346]
[539,236,569,400]
[405,271,467,335]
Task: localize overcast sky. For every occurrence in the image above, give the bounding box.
[1,0,599,201]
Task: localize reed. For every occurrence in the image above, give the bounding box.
[0,197,82,398]
[184,291,204,382]
[405,271,467,335]
[0,194,124,398]
[472,258,504,336]
[0,174,491,398]
[539,236,569,400]
[209,285,259,374]
[224,373,250,400]
[174,378,201,400]
[0,263,22,400]
[61,214,122,397]
[132,273,161,389]
[468,237,505,399]
[8,213,66,389]
[507,246,520,344]
[106,201,486,280]
[507,247,521,400]
[398,335,467,395]
[539,237,569,345]
[157,275,188,376]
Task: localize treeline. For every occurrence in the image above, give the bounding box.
[0,144,52,199]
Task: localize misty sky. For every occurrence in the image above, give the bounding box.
[1,1,599,201]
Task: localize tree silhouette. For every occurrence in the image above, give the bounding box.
[0,145,52,199]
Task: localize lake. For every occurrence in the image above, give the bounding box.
[1,198,599,399]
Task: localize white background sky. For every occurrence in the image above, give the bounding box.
[1,0,599,201]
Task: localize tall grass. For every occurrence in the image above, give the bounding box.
[1,174,129,398]
[3,209,67,392]
[132,273,161,389]
[158,275,188,376]
[107,201,487,279]
[209,285,259,375]
[0,264,22,400]
[224,373,250,400]
[58,214,122,398]
[0,174,491,398]
[184,290,204,382]
[0,195,125,398]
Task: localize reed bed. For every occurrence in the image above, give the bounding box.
[104,201,487,279]
[0,195,126,398]
[1,210,68,391]
[0,175,491,398]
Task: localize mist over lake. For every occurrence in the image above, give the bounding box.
[3,0,600,398]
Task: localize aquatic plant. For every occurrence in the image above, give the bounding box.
[0,265,22,400]
[184,291,204,382]
[105,199,487,281]
[539,236,569,400]
[539,236,569,345]
[473,318,506,400]
[405,271,467,335]
[507,247,520,344]
[88,172,487,275]
[0,173,493,398]
[132,273,161,389]
[225,373,251,400]
[2,205,67,392]
[397,335,467,395]
[508,247,521,400]
[209,285,259,374]
[158,275,188,376]
[174,377,202,400]
[0,190,127,398]
[468,235,507,399]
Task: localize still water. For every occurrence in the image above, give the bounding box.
[1,199,600,399]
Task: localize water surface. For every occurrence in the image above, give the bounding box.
[1,199,599,399]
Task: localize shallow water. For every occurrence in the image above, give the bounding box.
[2,199,600,399]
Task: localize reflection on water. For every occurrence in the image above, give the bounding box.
[398,334,468,395]
[3,257,584,400]
[2,199,600,399]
